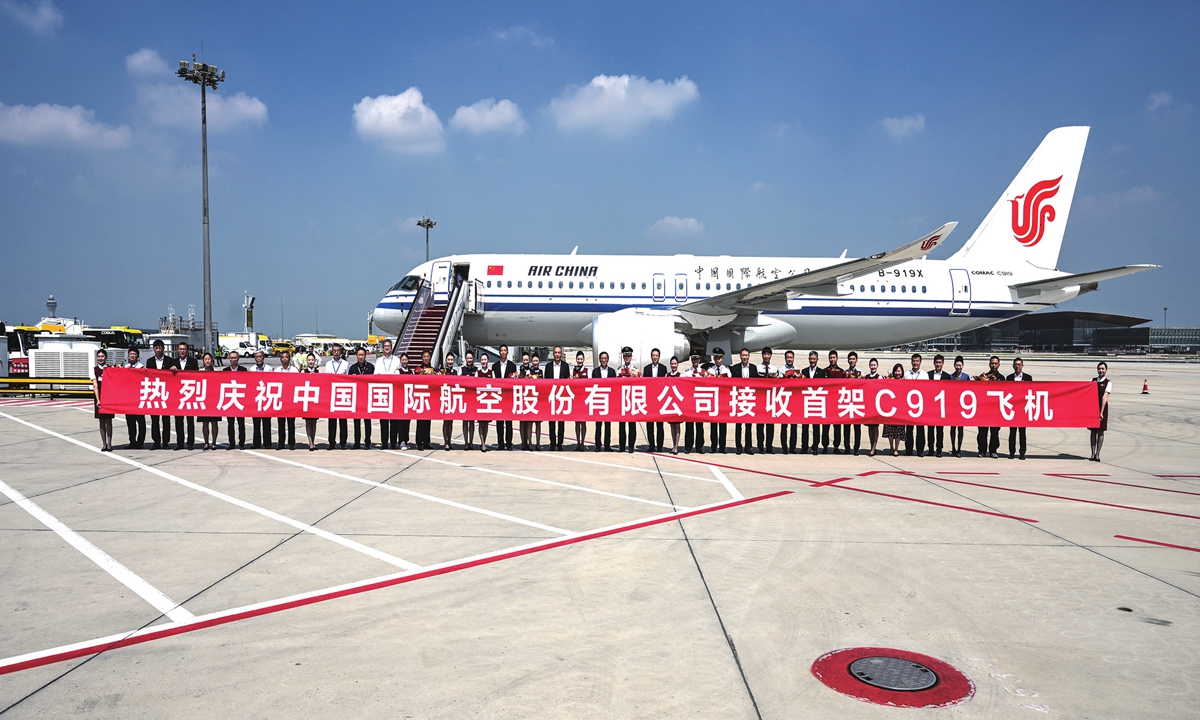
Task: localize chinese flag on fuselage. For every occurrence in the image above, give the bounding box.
[487,265,504,275]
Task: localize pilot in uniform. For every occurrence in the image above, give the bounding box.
[800,351,827,455]
[756,348,777,454]
[708,348,730,453]
[616,347,640,453]
[682,354,706,453]
[841,351,865,455]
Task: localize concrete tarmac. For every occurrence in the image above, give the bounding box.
[0,357,1196,718]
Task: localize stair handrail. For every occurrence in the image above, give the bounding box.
[395,279,433,356]
[431,274,470,368]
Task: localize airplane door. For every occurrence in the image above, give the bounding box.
[949,268,971,316]
[432,261,452,304]
[652,273,667,302]
[674,273,688,303]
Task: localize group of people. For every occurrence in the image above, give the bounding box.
[92,340,1114,461]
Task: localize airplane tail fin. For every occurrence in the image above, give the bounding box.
[949,126,1089,273]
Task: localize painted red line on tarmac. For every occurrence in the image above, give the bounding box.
[828,485,1039,522]
[647,452,822,485]
[1154,474,1200,478]
[1114,535,1200,553]
[650,456,1036,521]
[1045,473,1200,498]
[937,472,1002,476]
[0,490,791,676]
[810,477,852,487]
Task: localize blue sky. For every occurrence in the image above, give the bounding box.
[1,1,1196,337]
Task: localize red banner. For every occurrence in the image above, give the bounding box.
[99,368,1101,427]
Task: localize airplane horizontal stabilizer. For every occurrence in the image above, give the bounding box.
[1011,264,1159,298]
[673,222,957,322]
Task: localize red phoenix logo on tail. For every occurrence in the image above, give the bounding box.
[919,235,941,252]
[1011,176,1062,247]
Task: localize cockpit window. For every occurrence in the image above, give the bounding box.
[388,276,422,293]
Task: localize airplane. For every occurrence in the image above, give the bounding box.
[371,126,1157,364]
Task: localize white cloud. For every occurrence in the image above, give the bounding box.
[450,98,526,136]
[1147,91,1175,113]
[548,74,699,136]
[881,113,925,139]
[0,102,130,148]
[353,88,445,154]
[493,25,552,48]
[1,0,62,37]
[394,216,424,233]
[125,47,172,77]
[126,49,268,131]
[648,216,704,235]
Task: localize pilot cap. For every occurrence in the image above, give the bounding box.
[621,346,633,354]
[689,353,701,360]
[712,347,725,356]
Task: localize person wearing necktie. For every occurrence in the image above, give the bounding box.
[708,348,731,454]
[543,346,571,451]
[755,348,777,454]
[348,347,375,449]
[592,352,616,451]
[682,354,706,454]
[800,351,826,455]
[1006,357,1032,460]
[731,348,759,454]
[925,354,950,458]
[903,353,927,457]
[324,344,350,449]
[171,342,200,450]
[222,351,248,450]
[275,350,300,450]
[144,340,177,449]
[616,347,640,453]
[779,351,801,454]
[374,339,401,449]
[249,350,274,449]
[492,345,518,450]
[642,347,668,452]
[123,347,147,449]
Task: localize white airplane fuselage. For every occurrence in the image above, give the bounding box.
[372,253,1061,350]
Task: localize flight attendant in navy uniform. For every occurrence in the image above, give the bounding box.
[947,356,971,457]
[92,349,114,451]
[642,348,668,452]
[592,351,616,451]
[543,346,571,451]
[459,351,479,450]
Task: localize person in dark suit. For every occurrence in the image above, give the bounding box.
[124,347,146,449]
[592,351,616,451]
[976,355,1004,457]
[681,354,706,454]
[822,350,846,453]
[779,350,801,453]
[1006,357,1031,460]
[642,347,668,452]
[755,347,777,454]
[144,339,177,449]
[172,342,199,450]
[492,345,518,450]
[925,354,950,457]
[800,351,826,455]
[274,350,300,449]
[730,348,759,454]
[348,347,375,449]
[248,350,273,449]
[222,351,248,450]
[543,346,571,451]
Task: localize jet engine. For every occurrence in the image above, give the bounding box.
[591,308,690,367]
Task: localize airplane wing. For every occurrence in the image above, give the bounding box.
[1011,265,1159,298]
[674,223,956,330]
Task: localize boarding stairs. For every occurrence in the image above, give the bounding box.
[393,271,479,367]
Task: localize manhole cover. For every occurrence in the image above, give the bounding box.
[848,656,938,691]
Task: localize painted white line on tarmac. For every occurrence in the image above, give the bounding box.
[517,449,721,484]
[383,450,687,511]
[244,450,572,536]
[0,412,422,572]
[707,465,744,501]
[0,477,195,623]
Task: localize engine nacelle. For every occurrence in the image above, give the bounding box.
[592,309,690,368]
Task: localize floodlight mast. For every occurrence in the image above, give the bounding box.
[176,56,226,357]
[417,216,436,262]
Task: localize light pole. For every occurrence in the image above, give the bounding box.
[1164,307,1168,329]
[177,55,225,357]
[417,216,436,263]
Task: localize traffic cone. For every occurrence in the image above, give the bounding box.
[1142,380,1149,394]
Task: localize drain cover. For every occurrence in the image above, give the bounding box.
[849,656,938,691]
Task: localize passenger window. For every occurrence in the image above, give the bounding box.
[517,281,522,288]
[589,282,594,289]
[901,285,906,293]
[912,286,917,293]
[860,285,865,292]
[870,285,875,292]
[727,283,731,290]
[507,281,512,288]
[641,282,646,290]
[538,281,543,289]
[558,281,563,289]
[620,282,625,290]
[486,281,492,288]
[922,286,927,293]
[891,285,896,292]
[736,283,741,290]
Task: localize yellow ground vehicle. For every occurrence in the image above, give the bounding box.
[272,341,296,357]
